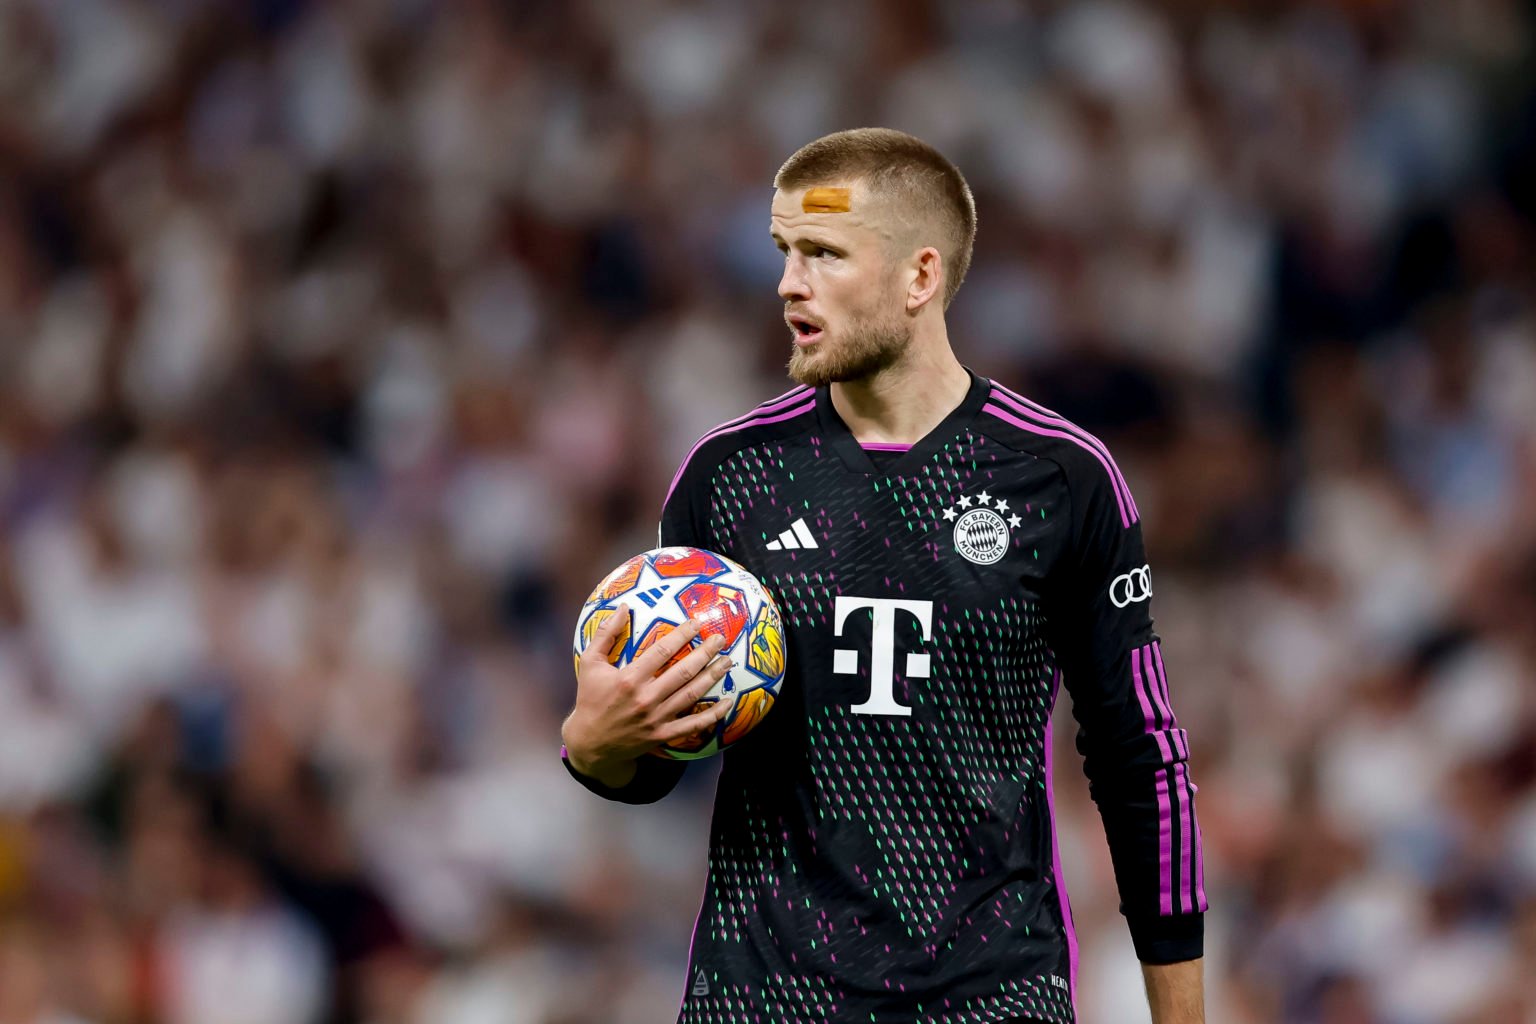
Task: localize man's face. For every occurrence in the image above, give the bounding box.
[770,185,913,388]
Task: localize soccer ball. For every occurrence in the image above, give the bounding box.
[573,547,787,760]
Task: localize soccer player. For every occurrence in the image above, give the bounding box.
[562,128,1206,1024]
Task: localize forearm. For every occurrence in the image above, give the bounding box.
[1142,958,1203,1024]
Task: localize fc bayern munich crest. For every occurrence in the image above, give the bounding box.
[940,490,1022,565]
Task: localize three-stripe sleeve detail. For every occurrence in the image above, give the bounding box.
[1133,641,1205,916]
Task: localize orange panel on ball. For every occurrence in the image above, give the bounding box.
[636,619,692,673]
[597,555,646,600]
[581,607,631,665]
[721,688,775,747]
[663,701,717,753]
[679,582,750,644]
[652,549,727,577]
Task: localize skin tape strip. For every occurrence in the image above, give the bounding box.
[802,187,852,213]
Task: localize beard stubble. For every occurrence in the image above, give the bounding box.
[786,303,914,389]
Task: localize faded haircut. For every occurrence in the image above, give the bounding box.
[774,128,978,308]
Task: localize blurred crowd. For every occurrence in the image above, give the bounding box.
[0,0,1534,1022]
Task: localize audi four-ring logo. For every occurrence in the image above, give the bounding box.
[1109,564,1153,607]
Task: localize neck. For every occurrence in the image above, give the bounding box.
[829,333,971,445]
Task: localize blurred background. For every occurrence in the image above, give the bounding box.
[0,0,1534,1021]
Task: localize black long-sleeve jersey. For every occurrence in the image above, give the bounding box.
[565,369,1206,1024]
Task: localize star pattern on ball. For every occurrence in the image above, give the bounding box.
[958,495,973,509]
[976,490,991,505]
[1008,514,1023,528]
[618,560,696,627]
[942,507,958,522]
[995,499,1010,514]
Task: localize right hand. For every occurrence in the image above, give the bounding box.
[562,605,735,782]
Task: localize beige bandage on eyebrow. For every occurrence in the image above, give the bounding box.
[802,187,852,213]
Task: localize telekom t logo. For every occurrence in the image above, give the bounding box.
[832,596,934,716]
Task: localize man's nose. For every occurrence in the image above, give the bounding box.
[778,256,810,302]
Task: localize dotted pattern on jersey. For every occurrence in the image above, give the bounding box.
[914,976,1076,1024]
[689,431,1076,1024]
[804,593,1051,941]
[685,974,841,1024]
[708,432,1050,574]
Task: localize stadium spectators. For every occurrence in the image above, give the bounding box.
[0,1,1533,1020]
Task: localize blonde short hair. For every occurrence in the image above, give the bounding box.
[775,128,978,308]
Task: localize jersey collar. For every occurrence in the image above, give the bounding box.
[817,367,993,476]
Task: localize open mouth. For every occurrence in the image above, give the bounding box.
[787,315,824,345]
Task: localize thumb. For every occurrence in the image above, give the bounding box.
[584,604,631,662]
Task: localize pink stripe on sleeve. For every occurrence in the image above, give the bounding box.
[1178,763,1195,914]
[1157,769,1174,915]
[981,404,1134,528]
[1131,649,1174,764]
[1151,642,1179,729]
[1193,787,1207,910]
[989,386,1140,523]
[662,397,816,509]
[1141,646,1175,734]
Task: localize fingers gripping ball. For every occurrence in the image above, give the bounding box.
[574,547,787,759]
[573,606,631,676]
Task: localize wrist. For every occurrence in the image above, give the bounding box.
[560,717,599,772]
[567,751,640,789]
[561,719,637,787]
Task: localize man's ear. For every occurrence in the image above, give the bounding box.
[907,246,944,313]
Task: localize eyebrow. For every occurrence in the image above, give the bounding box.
[771,233,842,250]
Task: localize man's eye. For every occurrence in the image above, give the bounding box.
[815,248,837,259]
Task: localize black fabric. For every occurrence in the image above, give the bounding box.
[1128,911,1205,965]
[562,749,683,805]
[572,371,1206,1022]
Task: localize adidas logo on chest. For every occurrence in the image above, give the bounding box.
[766,517,818,551]
[755,484,1033,566]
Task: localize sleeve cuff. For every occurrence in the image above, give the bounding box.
[1126,912,1204,964]
[561,746,685,804]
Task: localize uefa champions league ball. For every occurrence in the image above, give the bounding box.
[573,547,787,760]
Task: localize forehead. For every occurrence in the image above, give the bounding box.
[770,184,893,244]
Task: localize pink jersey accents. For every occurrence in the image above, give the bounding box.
[1045,670,1079,1005]
[1133,640,1206,917]
[1193,788,1208,910]
[1140,643,1188,758]
[1177,762,1196,914]
[1151,643,1178,728]
[985,385,1140,527]
[1131,652,1176,764]
[1156,768,1175,916]
[979,403,1137,529]
[663,388,815,510]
